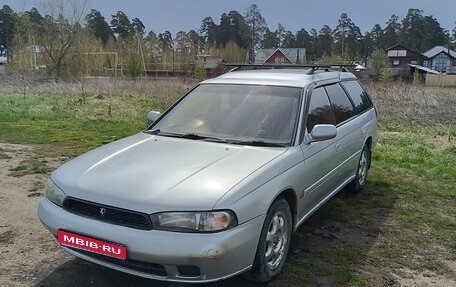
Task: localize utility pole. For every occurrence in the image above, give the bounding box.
[137,33,146,74]
[5,21,9,63]
[251,18,255,63]
[172,48,175,71]
[29,34,33,69]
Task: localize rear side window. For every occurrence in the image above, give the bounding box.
[341,81,373,113]
[306,87,336,131]
[324,83,355,124]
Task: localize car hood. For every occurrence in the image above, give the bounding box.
[52,133,286,213]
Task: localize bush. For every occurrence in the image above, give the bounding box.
[369,49,390,81]
[193,64,207,81]
[124,51,143,80]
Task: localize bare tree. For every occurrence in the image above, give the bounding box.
[35,0,89,80]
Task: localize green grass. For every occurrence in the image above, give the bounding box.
[8,158,52,177]
[0,83,455,286]
[0,90,184,157]
[9,164,27,172]
[273,122,456,285]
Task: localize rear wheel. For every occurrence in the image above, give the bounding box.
[246,198,292,282]
[352,144,371,193]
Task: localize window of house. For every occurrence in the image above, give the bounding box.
[324,84,355,124]
[423,60,428,67]
[435,58,447,71]
[388,50,407,57]
[388,50,398,57]
[306,87,336,132]
[275,57,285,64]
[397,50,407,57]
[410,60,417,65]
[393,60,400,66]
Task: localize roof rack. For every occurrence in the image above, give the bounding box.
[225,64,355,74]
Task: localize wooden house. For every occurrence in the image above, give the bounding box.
[385,44,424,77]
[422,46,456,73]
[254,48,306,65]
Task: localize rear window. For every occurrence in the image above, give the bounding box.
[341,81,373,113]
[324,83,355,124]
[306,87,336,131]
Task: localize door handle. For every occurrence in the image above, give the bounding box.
[361,125,368,135]
[335,143,341,152]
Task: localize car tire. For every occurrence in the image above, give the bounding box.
[245,198,292,282]
[351,143,371,193]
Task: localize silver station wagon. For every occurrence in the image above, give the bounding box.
[38,66,377,283]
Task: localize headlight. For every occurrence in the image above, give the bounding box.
[150,211,237,233]
[45,179,66,206]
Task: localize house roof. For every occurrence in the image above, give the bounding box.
[385,44,423,57]
[385,44,409,51]
[423,46,456,59]
[254,48,306,64]
[254,49,275,63]
[408,64,441,75]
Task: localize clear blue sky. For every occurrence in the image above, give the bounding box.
[2,0,455,36]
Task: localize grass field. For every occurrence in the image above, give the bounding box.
[0,78,455,286]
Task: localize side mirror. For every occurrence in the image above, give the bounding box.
[147,111,161,125]
[307,124,337,143]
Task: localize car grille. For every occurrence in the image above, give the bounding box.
[68,247,168,277]
[63,197,153,230]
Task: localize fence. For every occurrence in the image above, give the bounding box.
[426,74,456,87]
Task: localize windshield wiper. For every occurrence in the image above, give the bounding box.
[180,133,212,140]
[227,140,288,147]
[144,128,161,135]
[145,130,228,142]
[145,130,287,147]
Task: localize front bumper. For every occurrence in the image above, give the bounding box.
[37,197,264,283]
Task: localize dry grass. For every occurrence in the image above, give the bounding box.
[0,76,197,97]
[2,76,453,126]
[0,77,197,157]
[364,82,456,127]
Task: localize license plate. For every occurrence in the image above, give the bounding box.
[57,230,127,260]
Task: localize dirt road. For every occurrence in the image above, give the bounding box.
[0,143,64,287]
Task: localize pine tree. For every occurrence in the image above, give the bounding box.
[85,9,113,45]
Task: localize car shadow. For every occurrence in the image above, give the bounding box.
[36,257,258,287]
[284,175,398,285]
[37,176,395,287]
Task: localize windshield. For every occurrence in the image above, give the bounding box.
[150,84,302,146]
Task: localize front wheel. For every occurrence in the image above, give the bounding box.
[246,198,292,282]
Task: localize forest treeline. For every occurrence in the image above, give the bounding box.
[0,2,454,80]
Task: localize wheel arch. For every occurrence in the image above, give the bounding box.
[272,188,298,231]
[364,136,372,169]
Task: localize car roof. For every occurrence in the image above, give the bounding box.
[202,69,358,88]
